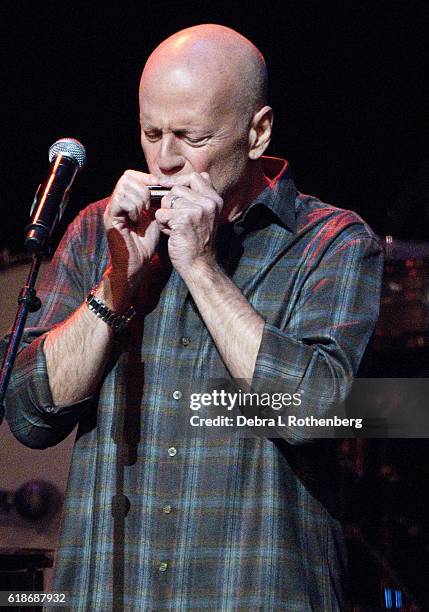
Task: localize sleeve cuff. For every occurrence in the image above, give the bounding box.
[4,333,94,449]
[23,334,94,416]
[250,323,349,444]
[253,322,314,385]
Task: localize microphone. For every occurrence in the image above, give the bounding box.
[25,138,87,255]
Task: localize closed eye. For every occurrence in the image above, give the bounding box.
[180,134,210,146]
[144,131,162,142]
[143,129,210,146]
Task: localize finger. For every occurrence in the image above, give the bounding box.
[109,189,153,224]
[160,185,221,215]
[200,171,212,185]
[123,169,160,185]
[155,208,174,225]
[187,172,223,209]
[154,208,174,236]
[165,191,184,210]
[109,180,147,213]
[155,208,190,228]
[114,181,148,205]
[155,207,208,235]
[160,186,192,209]
[109,199,145,225]
[159,173,222,210]
[119,170,163,211]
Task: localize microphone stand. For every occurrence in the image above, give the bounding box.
[0,138,86,425]
[0,136,86,425]
[0,254,43,423]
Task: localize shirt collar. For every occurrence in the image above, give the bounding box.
[233,156,297,235]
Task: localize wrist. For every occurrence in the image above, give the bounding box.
[181,257,222,289]
[97,266,139,312]
[86,288,136,333]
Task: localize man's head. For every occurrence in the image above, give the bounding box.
[139,24,273,207]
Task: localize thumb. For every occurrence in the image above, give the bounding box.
[201,172,212,185]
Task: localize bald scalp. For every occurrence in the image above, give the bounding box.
[140,24,268,125]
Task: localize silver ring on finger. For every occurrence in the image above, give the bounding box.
[170,195,179,209]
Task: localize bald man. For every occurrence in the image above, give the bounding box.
[3,24,383,610]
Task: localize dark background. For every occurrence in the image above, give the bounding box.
[1,1,429,608]
[0,0,428,254]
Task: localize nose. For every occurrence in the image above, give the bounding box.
[156,133,185,175]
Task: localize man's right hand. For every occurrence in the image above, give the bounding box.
[104,170,161,289]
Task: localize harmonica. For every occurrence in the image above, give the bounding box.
[149,185,170,207]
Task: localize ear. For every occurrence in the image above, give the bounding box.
[248,106,273,160]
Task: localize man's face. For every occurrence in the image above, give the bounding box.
[139,67,251,202]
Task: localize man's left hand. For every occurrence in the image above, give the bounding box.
[154,172,223,277]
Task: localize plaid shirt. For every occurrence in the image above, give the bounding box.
[3,157,383,611]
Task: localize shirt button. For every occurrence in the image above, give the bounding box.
[163,504,172,514]
[158,562,168,572]
[172,390,182,400]
[181,336,190,347]
[168,446,177,457]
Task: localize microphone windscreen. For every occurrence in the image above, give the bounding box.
[48,137,86,170]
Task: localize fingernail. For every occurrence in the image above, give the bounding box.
[159,177,173,186]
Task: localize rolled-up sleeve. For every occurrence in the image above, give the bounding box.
[252,230,384,442]
[1,207,103,449]
[3,331,94,449]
